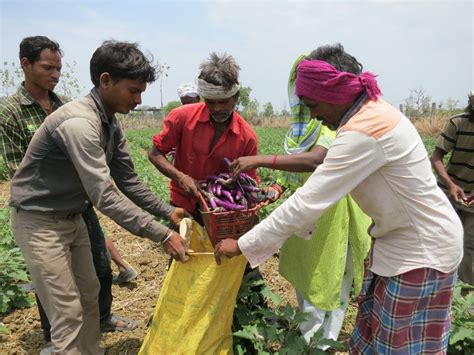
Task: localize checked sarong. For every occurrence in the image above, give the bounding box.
[349,266,456,354]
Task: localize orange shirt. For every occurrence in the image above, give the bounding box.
[153,102,258,213]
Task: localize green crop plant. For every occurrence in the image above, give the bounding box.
[0,208,34,333]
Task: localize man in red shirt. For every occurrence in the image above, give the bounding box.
[149,53,258,216]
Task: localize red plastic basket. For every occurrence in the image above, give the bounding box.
[198,193,260,247]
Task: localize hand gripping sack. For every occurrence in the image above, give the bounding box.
[139,220,247,354]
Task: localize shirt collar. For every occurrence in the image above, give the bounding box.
[89,87,115,125]
[339,93,369,127]
[17,82,64,107]
[197,104,241,135]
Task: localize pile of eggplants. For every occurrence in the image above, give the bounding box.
[199,158,265,212]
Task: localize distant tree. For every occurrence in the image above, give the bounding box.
[56,61,82,99]
[236,85,261,121]
[158,63,170,109]
[0,62,22,97]
[245,98,260,120]
[237,86,252,112]
[263,102,274,117]
[444,98,460,111]
[280,109,290,117]
[404,87,432,118]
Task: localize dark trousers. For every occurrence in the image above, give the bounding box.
[37,206,113,342]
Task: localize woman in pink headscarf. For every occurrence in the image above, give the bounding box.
[215,43,462,354]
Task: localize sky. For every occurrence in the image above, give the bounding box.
[1,0,472,111]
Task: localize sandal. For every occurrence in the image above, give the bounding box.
[100,314,139,333]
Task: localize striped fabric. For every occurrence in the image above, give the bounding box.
[0,84,64,177]
[278,54,329,190]
[436,112,474,193]
[349,266,456,354]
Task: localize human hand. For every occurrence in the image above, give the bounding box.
[263,183,283,202]
[178,174,200,198]
[163,231,189,262]
[461,195,474,207]
[214,238,242,265]
[169,207,192,226]
[230,156,259,176]
[447,183,466,203]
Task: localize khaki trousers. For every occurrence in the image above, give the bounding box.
[457,205,474,285]
[12,208,101,354]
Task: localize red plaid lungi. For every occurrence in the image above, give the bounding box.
[349,267,456,354]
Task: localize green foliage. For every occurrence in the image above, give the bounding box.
[162,100,182,117]
[0,61,23,97]
[125,128,170,199]
[0,60,82,99]
[237,86,261,121]
[237,86,251,112]
[263,102,274,118]
[0,208,34,319]
[253,127,289,219]
[0,157,9,181]
[55,61,83,99]
[0,322,8,334]
[448,282,474,354]
[403,87,466,119]
[233,270,346,354]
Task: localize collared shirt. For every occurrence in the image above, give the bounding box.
[436,112,474,193]
[10,89,174,242]
[238,99,463,277]
[153,102,259,213]
[0,84,64,177]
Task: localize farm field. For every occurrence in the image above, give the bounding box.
[0,126,467,354]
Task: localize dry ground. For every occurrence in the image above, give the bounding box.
[0,180,355,354]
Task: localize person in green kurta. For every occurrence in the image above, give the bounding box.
[230,55,371,346]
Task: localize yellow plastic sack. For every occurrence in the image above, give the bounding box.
[139,221,247,355]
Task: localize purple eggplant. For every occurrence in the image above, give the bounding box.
[221,190,235,204]
[215,198,245,211]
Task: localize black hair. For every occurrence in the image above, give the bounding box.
[306,43,363,75]
[90,40,157,87]
[19,36,62,63]
[198,52,240,90]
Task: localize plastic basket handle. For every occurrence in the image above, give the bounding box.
[198,192,210,212]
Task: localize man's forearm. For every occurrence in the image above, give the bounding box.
[432,160,454,187]
[431,149,453,187]
[148,147,187,182]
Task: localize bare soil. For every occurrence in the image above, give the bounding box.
[0,180,354,354]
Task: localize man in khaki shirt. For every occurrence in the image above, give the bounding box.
[10,41,188,354]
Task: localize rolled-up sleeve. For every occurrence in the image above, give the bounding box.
[238,130,386,267]
[52,117,169,242]
[152,109,184,154]
[436,118,457,153]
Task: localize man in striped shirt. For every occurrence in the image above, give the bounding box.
[431,92,474,285]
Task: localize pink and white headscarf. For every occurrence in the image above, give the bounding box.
[295,59,382,105]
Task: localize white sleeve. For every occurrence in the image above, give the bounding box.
[238,130,386,267]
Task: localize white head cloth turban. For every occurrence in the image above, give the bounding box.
[197,78,240,100]
[177,82,199,98]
